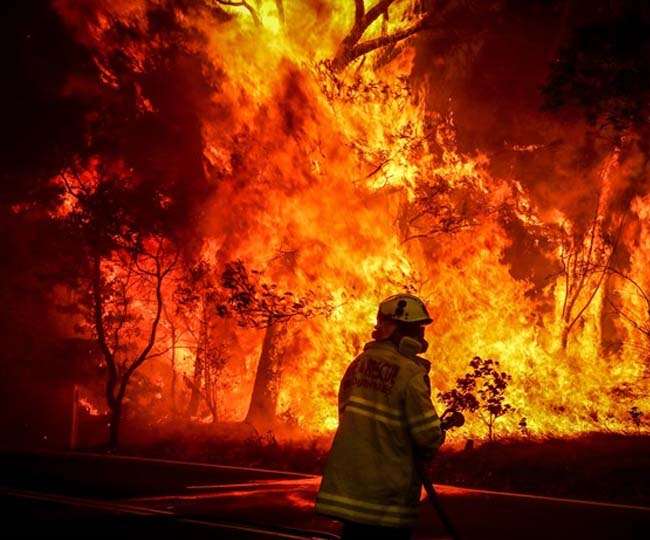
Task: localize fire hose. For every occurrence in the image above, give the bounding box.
[416,410,465,540]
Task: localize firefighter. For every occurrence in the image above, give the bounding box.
[315,293,444,540]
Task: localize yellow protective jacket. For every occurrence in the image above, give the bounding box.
[315,340,444,527]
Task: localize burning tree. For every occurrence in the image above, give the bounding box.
[218,260,329,431]
[401,173,495,242]
[554,202,625,350]
[90,239,177,449]
[330,0,433,71]
[7,0,650,446]
[438,356,514,441]
[161,303,181,414]
[173,259,230,421]
[329,1,496,72]
[58,164,178,449]
[603,267,650,391]
[182,345,229,423]
[605,268,650,342]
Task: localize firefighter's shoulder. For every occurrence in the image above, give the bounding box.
[398,352,432,395]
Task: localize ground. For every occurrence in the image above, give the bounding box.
[116,425,650,506]
[2,449,649,539]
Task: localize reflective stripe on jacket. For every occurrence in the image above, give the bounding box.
[315,340,444,527]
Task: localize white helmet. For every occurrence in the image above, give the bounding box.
[377,294,432,325]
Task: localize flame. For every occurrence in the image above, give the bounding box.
[77,391,105,416]
[78,397,102,416]
[50,1,650,440]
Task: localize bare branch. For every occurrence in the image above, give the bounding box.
[214,0,261,26]
[117,243,177,401]
[606,297,650,338]
[354,0,365,24]
[345,18,431,67]
[559,210,626,348]
[600,266,650,311]
[330,0,445,71]
[364,0,394,25]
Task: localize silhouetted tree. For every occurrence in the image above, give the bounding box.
[57,162,179,449]
[174,259,229,420]
[331,0,436,71]
[439,356,513,440]
[329,1,502,72]
[218,260,328,430]
[91,237,177,449]
[553,203,625,349]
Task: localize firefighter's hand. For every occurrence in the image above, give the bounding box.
[440,410,465,431]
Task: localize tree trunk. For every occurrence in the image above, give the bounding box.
[187,350,203,416]
[170,323,177,413]
[108,401,122,450]
[245,321,288,431]
[205,363,218,423]
[600,273,618,355]
[188,309,208,417]
[560,325,570,350]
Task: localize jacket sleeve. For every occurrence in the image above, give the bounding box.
[337,358,359,418]
[404,372,444,460]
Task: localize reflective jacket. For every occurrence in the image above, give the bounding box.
[315,340,444,527]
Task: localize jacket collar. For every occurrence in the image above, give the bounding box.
[363,340,431,373]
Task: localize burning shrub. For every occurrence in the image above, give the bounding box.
[438,356,514,441]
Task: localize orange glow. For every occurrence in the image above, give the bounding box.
[52,1,650,441]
